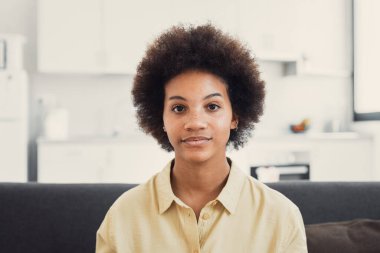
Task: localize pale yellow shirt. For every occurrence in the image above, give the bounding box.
[96,159,307,253]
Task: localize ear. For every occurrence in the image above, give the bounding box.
[230,113,239,130]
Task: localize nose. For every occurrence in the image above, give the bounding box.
[184,110,207,131]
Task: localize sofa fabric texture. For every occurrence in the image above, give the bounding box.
[0,183,134,253]
[0,182,380,253]
[306,219,380,253]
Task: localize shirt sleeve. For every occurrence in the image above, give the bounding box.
[96,211,116,253]
[282,207,308,253]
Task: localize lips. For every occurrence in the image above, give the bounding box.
[181,136,212,146]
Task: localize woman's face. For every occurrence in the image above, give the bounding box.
[163,70,238,164]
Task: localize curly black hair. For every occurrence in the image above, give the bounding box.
[132,24,265,152]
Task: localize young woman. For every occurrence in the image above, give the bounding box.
[96,24,307,253]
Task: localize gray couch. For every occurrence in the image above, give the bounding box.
[1,182,380,253]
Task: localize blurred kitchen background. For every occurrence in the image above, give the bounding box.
[1,0,380,183]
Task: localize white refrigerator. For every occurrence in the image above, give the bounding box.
[0,34,28,182]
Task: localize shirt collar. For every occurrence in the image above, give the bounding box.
[216,158,245,215]
[156,159,176,214]
[156,158,246,215]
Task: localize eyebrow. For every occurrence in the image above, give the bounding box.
[168,93,222,101]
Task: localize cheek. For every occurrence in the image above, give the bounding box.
[163,109,173,131]
[163,116,181,142]
[214,114,233,134]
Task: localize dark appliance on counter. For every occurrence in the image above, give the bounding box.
[251,163,310,181]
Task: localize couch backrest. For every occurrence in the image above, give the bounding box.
[0,183,134,253]
[267,181,380,225]
[1,182,380,253]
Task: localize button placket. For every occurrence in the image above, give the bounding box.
[198,205,214,249]
[177,205,200,252]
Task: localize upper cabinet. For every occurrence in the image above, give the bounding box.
[238,0,352,77]
[38,0,104,73]
[38,0,237,74]
[38,0,351,76]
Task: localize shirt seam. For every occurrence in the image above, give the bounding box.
[108,207,117,252]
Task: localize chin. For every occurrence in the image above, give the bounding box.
[176,150,213,164]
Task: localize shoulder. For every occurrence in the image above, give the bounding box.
[106,174,159,220]
[98,175,159,238]
[244,176,300,214]
[242,176,305,234]
[249,180,307,250]
[96,175,161,250]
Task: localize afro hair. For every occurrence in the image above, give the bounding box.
[132,23,265,152]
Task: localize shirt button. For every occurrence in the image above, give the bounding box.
[202,213,210,220]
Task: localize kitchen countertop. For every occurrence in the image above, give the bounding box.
[252,131,372,141]
[37,131,373,144]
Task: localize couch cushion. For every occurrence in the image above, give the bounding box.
[306,219,380,253]
[0,183,136,253]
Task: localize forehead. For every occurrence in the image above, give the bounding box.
[164,70,229,99]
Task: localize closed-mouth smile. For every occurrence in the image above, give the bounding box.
[181,136,212,146]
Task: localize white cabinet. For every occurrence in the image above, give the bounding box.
[101,142,173,183]
[294,0,352,77]
[102,0,176,74]
[38,0,351,76]
[38,143,106,183]
[242,134,374,181]
[104,0,237,74]
[0,122,27,181]
[38,0,104,73]
[38,0,237,74]
[37,139,173,183]
[38,134,374,183]
[237,0,351,77]
[0,70,28,182]
[310,138,373,181]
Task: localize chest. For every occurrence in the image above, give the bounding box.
[121,205,285,253]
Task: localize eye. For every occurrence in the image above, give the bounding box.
[172,105,186,113]
[207,103,221,111]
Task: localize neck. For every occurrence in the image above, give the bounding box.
[170,155,231,199]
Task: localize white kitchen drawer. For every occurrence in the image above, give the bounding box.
[101,142,173,183]
[37,139,174,183]
[310,138,373,181]
[242,134,374,181]
[38,142,107,183]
